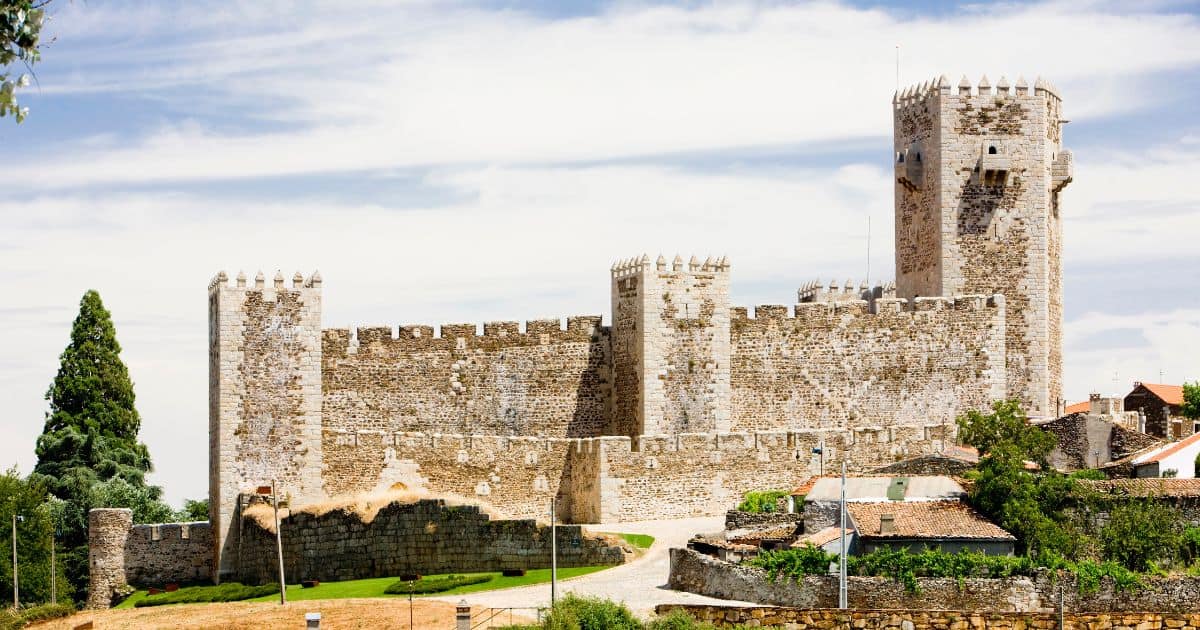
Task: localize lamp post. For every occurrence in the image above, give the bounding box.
[11,513,23,608]
[550,496,558,607]
[838,461,847,610]
[49,526,56,605]
[272,480,286,605]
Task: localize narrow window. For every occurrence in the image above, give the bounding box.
[988,146,998,154]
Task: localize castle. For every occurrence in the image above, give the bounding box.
[206,74,1071,580]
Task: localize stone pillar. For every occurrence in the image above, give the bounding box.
[87,508,133,609]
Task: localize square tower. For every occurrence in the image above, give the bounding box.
[894,75,1072,418]
[208,270,324,580]
[610,254,732,437]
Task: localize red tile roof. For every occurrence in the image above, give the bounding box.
[847,501,1014,541]
[1137,431,1200,465]
[1064,401,1090,414]
[792,527,853,548]
[1132,383,1184,406]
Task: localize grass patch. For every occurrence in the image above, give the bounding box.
[616,533,655,549]
[384,574,493,594]
[134,582,279,607]
[115,565,614,607]
[1,603,76,630]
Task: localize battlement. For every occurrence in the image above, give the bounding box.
[208,269,322,292]
[796,279,896,303]
[731,294,1002,325]
[893,74,1061,110]
[611,253,729,280]
[322,316,606,356]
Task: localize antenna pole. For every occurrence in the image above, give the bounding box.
[895,44,900,90]
[866,216,871,287]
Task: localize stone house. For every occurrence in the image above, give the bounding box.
[1124,382,1190,439]
[846,501,1016,556]
[1037,411,1160,472]
[801,475,967,533]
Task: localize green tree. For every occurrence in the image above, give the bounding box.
[177,499,209,522]
[1,1,46,123]
[1100,499,1185,572]
[958,400,1084,559]
[1182,381,1200,422]
[0,468,73,605]
[31,290,169,601]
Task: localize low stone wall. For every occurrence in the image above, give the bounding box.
[668,547,1200,613]
[725,511,802,531]
[655,606,1200,630]
[234,498,626,584]
[86,509,215,609]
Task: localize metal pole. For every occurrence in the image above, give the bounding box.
[838,461,847,609]
[12,513,17,608]
[550,497,557,607]
[408,582,414,629]
[49,532,55,605]
[272,479,287,605]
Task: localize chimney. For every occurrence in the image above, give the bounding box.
[879,513,896,535]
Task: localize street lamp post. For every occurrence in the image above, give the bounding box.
[11,513,22,608]
[550,496,557,607]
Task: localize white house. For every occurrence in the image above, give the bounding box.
[1132,431,1200,478]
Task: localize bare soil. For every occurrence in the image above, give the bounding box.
[35,598,533,630]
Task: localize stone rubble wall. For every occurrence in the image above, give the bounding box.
[86,509,214,609]
[232,499,625,584]
[321,316,610,439]
[725,511,803,531]
[656,605,1200,630]
[729,297,1006,432]
[584,426,951,523]
[668,547,1200,613]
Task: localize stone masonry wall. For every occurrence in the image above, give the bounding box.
[729,296,1005,432]
[669,547,1200,614]
[585,425,952,523]
[320,432,576,521]
[894,77,1068,418]
[209,271,324,579]
[658,606,1200,630]
[233,499,625,584]
[321,317,610,439]
[611,256,732,438]
[87,509,214,609]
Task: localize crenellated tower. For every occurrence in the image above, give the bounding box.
[208,269,324,580]
[893,74,1071,418]
[610,254,732,437]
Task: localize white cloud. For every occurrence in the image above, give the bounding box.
[1063,309,1200,402]
[8,1,1200,188]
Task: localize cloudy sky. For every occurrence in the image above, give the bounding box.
[1,0,1198,506]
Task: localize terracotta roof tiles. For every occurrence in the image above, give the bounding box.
[847,500,1014,541]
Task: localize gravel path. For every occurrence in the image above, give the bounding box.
[432,515,755,618]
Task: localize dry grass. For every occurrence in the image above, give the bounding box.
[37,598,532,629]
[243,488,503,532]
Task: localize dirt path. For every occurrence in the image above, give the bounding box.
[39,598,528,630]
[432,515,755,618]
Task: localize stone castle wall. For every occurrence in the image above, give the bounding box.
[321,317,610,439]
[729,296,1005,431]
[86,509,213,609]
[233,499,625,584]
[894,77,1069,418]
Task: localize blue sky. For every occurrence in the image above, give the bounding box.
[1,0,1198,506]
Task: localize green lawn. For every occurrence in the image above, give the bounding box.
[610,533,655,549]
[114,565,611,608]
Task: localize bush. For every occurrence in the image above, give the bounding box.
[543,594,641,630]
[0,603,75,630]
[750,545,837,582]
[134,582,279,607]
[384,574,493,595]
[1099,499,1186,571]
[735,490,789,513]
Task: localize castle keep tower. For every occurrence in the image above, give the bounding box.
[610,255,732,437]
[893,75,1072,418]
[209,270,324,580]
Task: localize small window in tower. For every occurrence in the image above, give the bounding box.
[897,152,904,163]
[914,152,921,162]
[988,146,998,154]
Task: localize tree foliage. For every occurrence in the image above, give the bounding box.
[736,490,789,513]
[0,468,73,606]
[1,1,46,123]
[30,290,171,601]
[1099,499,1186,572]
[1182,381,1200,421]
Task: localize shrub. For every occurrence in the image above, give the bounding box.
[736,490,789,513]
[384,574,492,595]
[0,603,75,630]
[134,582,279,607]
[1099,499,1186,571]
[750,545,837,582]
[542,594,641,630]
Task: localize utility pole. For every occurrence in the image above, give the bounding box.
[272,479,287,605]
[550,496,558,607]
[49,528,55,605]
[11,513,19,608]
[838,461,847,609]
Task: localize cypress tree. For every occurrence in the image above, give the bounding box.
[32,290,163,600]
